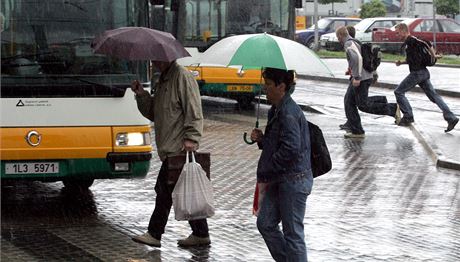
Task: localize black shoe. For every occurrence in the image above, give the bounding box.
[445,117,459,133]
[398,117,414,126]
[339,123,351,130]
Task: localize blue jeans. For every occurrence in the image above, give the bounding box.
[394,68,456,122]
[257,173,313,262]
[344,79,397,134]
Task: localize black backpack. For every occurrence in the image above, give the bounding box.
[360,42,381,72]
[350,39,381,72]
[308,121,332,178]
[413,37,437,67]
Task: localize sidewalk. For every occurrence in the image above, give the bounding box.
[305,59,460,98]
[300,58,460,171]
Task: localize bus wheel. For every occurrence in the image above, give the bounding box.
[63,179,94,190]
[237,96,254,109]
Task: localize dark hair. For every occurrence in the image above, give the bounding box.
[262,67,295,92]
[346,25,356,38]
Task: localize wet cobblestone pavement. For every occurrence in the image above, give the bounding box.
[2,94,460,261]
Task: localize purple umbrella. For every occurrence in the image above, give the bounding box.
[91,27,190,61]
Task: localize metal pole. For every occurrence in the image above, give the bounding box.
[288,0,296,40]
[432,0,437,49]
[313,0,319,50]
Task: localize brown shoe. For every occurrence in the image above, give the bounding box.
[132,232,161,247]
[177,234,211,247]
[344,132,365,139]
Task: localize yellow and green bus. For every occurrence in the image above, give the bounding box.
[1,0,153,189]
[186,64,264,108]
[152,0,296,107]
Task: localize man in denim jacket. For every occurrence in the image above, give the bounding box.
[251,67,313,262]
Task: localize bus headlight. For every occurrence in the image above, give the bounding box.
[116,132,151,146]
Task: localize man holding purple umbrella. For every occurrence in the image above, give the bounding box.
[130,60,210,248]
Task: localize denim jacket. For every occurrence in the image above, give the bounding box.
[256,94,312,183]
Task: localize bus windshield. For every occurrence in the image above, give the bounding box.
[182,0,290,48]
[1,0,149,98]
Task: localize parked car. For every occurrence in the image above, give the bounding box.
[320,17,406,51]
[372,17,460,55]
[295,17,361,49]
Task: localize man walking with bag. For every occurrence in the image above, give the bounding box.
[130,60,210,247]
[250,67,313,262]
[393,22,459,131]
[336,26,401,138]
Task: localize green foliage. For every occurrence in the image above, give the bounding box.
[318,0,347,5]
[360,0,387,19]
[315,50,460,65]
[436,0,460,17]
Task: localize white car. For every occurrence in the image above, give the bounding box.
[320,17,406,51]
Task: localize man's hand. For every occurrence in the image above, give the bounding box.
[131,80,144,95]
[250,128,263,143]
[352,79,360,87]
[183,139,198,152]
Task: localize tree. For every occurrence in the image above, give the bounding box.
[436,0,460,17]
[318,0,347,15]
[360,0,386,19]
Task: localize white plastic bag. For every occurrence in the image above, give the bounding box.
[172,151,215,221]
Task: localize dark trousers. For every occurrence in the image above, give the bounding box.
[344,79,397,134]
[148,160,209,240]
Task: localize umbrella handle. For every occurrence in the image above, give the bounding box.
[243,121,259,145]
[243,132,256,145]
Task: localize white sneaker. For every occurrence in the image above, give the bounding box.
[394,104,401,125]
[132,232,161,247]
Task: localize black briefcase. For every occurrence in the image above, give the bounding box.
[166,152,211,184]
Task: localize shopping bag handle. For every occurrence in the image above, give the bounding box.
[185,151,196,164]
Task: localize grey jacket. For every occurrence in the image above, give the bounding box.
[135,61,203,161]
[344,36,373,81]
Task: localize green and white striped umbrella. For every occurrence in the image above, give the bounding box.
[199,33,334,76]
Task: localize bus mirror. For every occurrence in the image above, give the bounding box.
[150,0,165,5]
[171,0,179,11]
[295,0,302,8]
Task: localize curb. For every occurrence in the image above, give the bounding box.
[297,75,460,98]
[411,123,460,171]
[320,57,460,69]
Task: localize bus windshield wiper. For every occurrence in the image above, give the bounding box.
[49,75,121,90]
[2,50,59,62]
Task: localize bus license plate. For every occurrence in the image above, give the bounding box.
[5,162,59,174]
[227,85,253,92]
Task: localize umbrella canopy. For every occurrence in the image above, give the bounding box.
[91,27,190,61]
[199,33,333,76]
